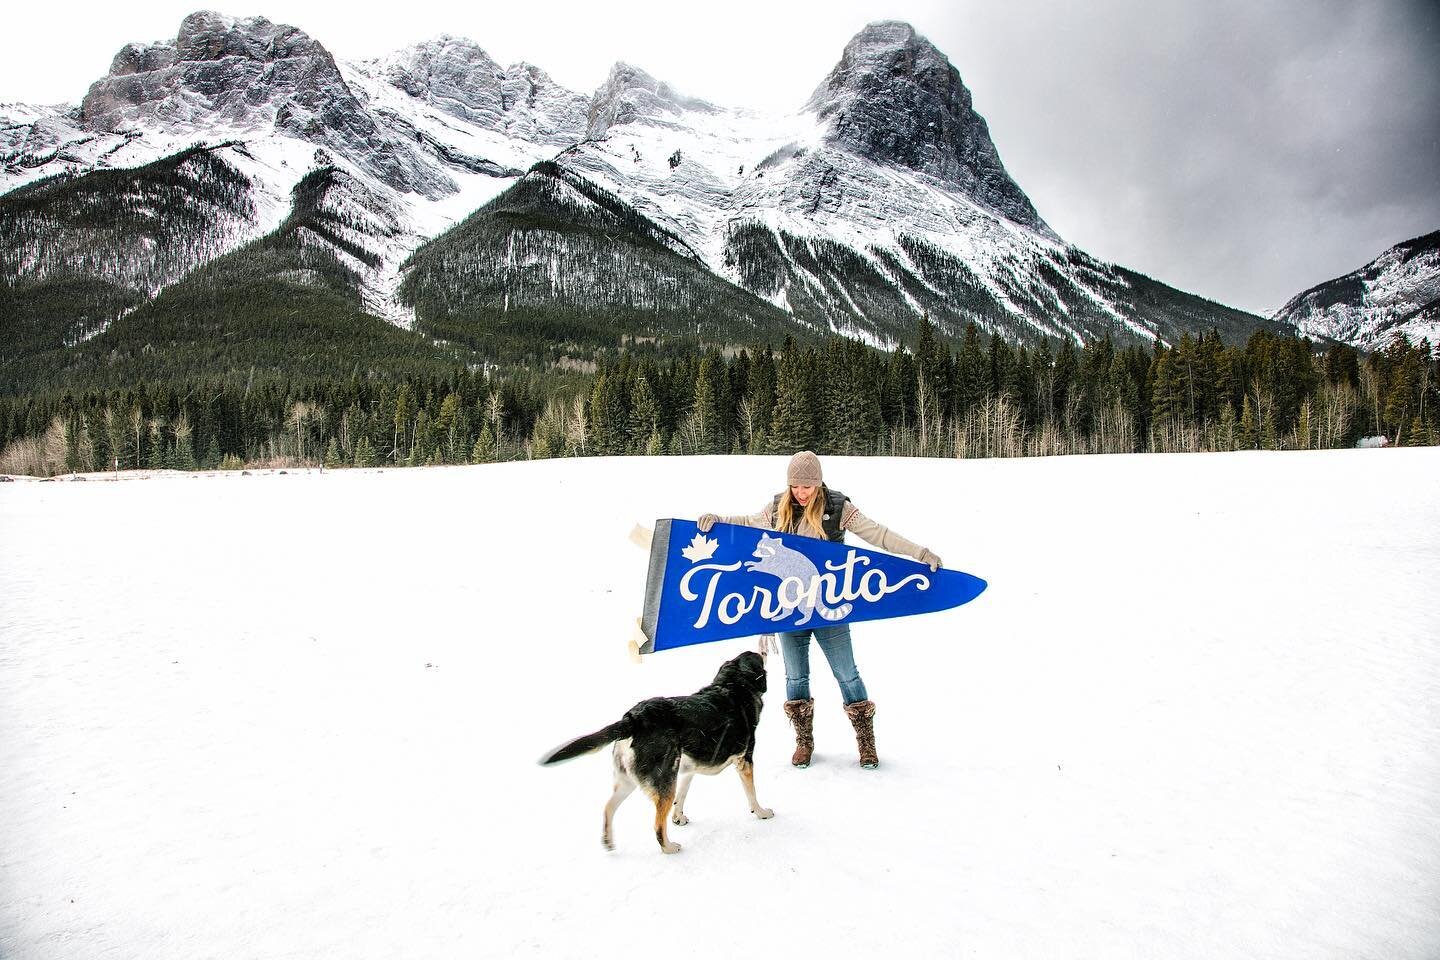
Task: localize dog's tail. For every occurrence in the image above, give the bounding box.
[538,719,632,766]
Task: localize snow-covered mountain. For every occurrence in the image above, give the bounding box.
[2,11,1283,384]
[1272,231,1440,351]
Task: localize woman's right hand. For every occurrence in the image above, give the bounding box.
[698,513,720,532]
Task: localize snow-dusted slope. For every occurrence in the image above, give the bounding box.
[2,450,1438,958]
[405,33,1272,352]
[0,15,559,326]
[556,95,1139,347]
[367,36,588,149]
[1274,231,1440,351]
[3,13,1280,371]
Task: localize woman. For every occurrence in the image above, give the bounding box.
[698,450,942,770]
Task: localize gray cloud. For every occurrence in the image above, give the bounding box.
[925,0,1440,313]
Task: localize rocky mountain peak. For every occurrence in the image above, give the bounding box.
[79,10,449,197]
[81,11,347,132]
[376,37,587,146]
[586,62,715,138]
[172,11,314,64]
[382,35,503,102]
[805,21,1050,235]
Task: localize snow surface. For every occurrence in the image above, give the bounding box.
[2,450,1438,959]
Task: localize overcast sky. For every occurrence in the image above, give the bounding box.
[3,0,1436,315]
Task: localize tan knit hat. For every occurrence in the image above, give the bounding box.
[787,450,823,487]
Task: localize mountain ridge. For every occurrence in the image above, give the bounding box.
[1,12,1312,393]
[1273,230,1440,351]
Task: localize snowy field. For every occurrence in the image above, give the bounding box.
[2,450,1438,959]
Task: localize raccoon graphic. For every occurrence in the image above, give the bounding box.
[745,533,853,626]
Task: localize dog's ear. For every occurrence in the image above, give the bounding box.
[736,650,766,684]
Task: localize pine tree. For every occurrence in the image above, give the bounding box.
[530,401,565,460]
[353,435,376,467]
[1405,416,1429,447]
[1053,339,1077,422]
[147,418,168,470]
[437,392,465,462]
[1237,395,1258,449]
[1260,411,1278,450]
[1324,343,1360,388]
[881,349,915,430]
[472,425,495,464]
[1008,346,1036,426]
[748,347,778,432]
[768,343,818,454]
[588,373,627,456]
[628,376,660,454]
[87,414,110,473]
[693,355,727,455]
[1031,339,1057,424]
[835,341,882,455]
[61,414,80,474]
[1151,350,1182,424]
[324,438,342,468]
[915,316,945,408]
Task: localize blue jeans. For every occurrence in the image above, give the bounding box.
[777,623,868,705]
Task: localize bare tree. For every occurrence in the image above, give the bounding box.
[289,401,312,462]
[564,394,588,456]
[130,405,144,470]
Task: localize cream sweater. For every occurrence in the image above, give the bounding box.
[715,498,934,565]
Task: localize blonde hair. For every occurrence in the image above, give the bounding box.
[775,486,827,537]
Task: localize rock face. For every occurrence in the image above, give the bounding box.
[586,63,716,138]
[1274,231,1440,351]
[1,13,1292,376]
[79,11,448,197]
[379,37,588,146]
[805,21,1048,234]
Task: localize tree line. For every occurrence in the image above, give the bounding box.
[1,321,1435,476]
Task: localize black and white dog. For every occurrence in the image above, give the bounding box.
[539,651,773,854]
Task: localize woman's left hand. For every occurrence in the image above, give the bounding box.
[919,548,942,572]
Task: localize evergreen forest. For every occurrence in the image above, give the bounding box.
[1,319,1435,476]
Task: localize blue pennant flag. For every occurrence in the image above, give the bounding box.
[638,519,987,654]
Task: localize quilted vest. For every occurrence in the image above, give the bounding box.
[770,486,850,543]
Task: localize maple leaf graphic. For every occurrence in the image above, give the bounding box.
[682,533,718,563]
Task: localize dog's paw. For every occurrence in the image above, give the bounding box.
[602,834,615,852]
[661,841,682,854]
[753,806,775,819]
[671,811,689,826]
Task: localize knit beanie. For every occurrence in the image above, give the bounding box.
[786,450,823,487]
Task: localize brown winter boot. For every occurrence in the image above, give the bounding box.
[844,700,879,769]
[782,698,815,767]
